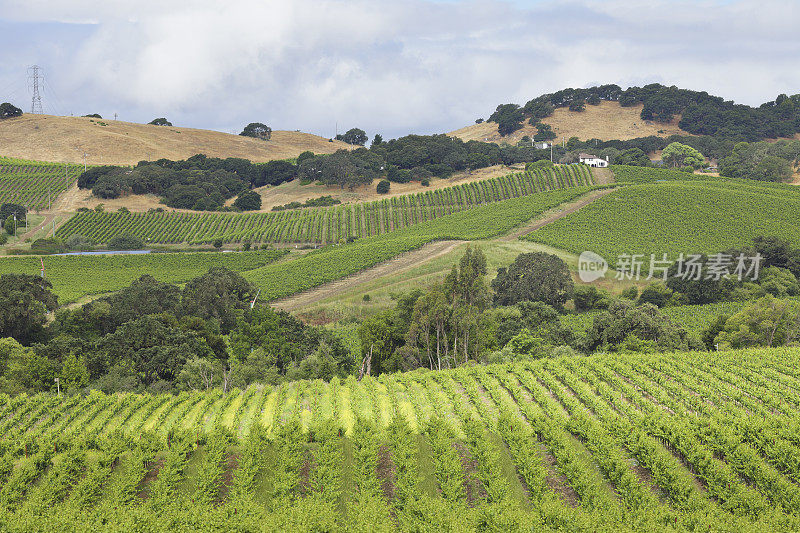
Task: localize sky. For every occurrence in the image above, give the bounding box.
[1,0,799,140]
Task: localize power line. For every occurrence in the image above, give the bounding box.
[27,65,43,114]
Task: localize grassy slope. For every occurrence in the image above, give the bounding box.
[0,114,351,166]
[450,101,689,145]
[0,250,287,304]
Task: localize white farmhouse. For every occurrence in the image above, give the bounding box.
[578,153,608,168]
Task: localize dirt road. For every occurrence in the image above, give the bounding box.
[500,188,616,241]
[272,240,463,312]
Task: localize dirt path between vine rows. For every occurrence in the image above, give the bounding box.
[271,240,464,312]
[500,187,616,241]
[272,186,619,313]
[18,214,55,241]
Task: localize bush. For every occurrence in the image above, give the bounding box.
[213,239,223,249]
[65,234,94,251]
[108,234,144,250]
[421,179,430,187]
[148,117,172,126]
[376,180,390,194]
[638,283,672,308]
[30,238,66,254]
[573,285,612,311]
[0,233,7,245]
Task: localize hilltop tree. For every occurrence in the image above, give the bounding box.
[240,122,272,141]
[149,117,172,126]
[0,103,22,119]
[336,128,368,146]
[489,104,524,136]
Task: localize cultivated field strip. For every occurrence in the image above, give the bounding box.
[0,157,83,211]
[1,348,800,529]
[55,165,594,244]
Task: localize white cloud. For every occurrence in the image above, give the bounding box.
[1,0,799,138]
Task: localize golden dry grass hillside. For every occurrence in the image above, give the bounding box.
[0,114,351,165]
[450,100,689,144]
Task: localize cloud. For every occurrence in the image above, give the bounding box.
[1,0,799,138]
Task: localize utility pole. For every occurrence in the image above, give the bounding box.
[55,377,60,396]
[83,152,88,172]
[28,65,43,114]
[114,112,118,121]
[550,143,553,163]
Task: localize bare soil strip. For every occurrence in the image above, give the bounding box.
[500,188,616,241]
[271,240,463,312]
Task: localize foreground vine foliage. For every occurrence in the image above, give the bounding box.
[1,347,799,531]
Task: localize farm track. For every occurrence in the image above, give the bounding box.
[271,240,463,312]
[500,188,616,241]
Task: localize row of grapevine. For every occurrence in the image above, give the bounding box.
[1,347,798,529]
[56,165,595,244]
[0,159,83,211]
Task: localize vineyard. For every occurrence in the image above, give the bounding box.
[55,165,594,244]
[526,180,800,267]
[0,250,287,303]
[1,347,799,529]
[243,187,592,301]
[0,157,83,211]
[610,165,716,183]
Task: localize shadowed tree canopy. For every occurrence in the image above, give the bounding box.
[148,117,172,126]
[180,267,256,333]
[0,274,58,344]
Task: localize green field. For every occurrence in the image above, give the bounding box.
[2,348,800,530]
[0,157,83,211]
[526,180,800,267]
[0,250,287,303]
[55,165,594,244]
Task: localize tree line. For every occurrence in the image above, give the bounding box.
[489,83,800,143]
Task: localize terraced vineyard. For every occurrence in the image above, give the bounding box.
[55,165,594,244]
[0,157,83,211]
[527,179,800,267]
[1,348,799,529]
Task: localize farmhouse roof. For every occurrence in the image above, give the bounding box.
[578,153,598,159]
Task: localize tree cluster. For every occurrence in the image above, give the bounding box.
[0,268,350,395]
[505,83,800,142]
[77,154,298,211]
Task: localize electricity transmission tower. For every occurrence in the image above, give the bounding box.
[28,65,43,114]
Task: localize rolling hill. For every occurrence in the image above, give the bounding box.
[450,101,690,145]
[0,114,351,166]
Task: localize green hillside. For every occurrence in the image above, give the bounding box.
[1,348,799,530]
[526,179,800,267]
